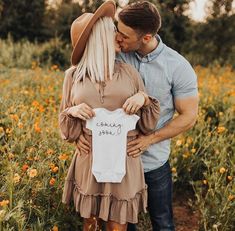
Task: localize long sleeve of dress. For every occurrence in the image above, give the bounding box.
[59,67,82,142]
[125,64,160,135]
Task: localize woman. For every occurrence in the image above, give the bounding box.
[59,1,160,230]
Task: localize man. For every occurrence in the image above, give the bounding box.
[115,2,199,231]
[78,1,198,231]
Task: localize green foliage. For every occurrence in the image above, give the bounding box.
[0,37,71,69]
[0,0,46,42]
[171,66,235,230]
[0,68,82,230]
[44,2,83,42]
[0,0,234,66]
[37,39,71,68]
[0,65,234,230]
[189,14,235,67]
[207,0,234,18]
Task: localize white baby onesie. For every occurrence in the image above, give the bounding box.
[86,108,140,183]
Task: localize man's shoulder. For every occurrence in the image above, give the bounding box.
[161,44,188,65]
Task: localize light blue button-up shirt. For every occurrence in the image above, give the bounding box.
[117,36,198,172]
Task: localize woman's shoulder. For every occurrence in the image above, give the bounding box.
[115,61,135,70]
[115,61,139,77]
[65,66,76,77]
[63,66,77,83]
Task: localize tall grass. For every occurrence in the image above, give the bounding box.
[0,64,234,229]
[0,37,71,69]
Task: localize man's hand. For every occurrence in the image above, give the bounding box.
[76,133,90,154]
[127,134,152,158]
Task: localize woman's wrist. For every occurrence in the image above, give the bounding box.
[138,91,150,106]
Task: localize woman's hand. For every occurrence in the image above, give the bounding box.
[122,92,146,115]
[67,103,95,120]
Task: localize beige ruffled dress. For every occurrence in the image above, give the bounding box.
[59,62,160,224]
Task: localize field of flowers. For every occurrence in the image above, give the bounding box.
[0,64,234,231]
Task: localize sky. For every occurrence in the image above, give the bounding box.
[189,0,207,21]
[49,0,208,21]
[118,0,209,21]
[49,0,235,22]
[117,0,209,21]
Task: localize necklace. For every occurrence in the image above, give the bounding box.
[98,81,106,104]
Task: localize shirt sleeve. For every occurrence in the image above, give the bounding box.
[172,60,198,98]
[59,67,82,143]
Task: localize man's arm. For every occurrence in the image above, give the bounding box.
[127,95,199,157]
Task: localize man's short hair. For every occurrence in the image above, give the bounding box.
[118,1,161,36]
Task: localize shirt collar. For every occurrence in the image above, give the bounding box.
[135,35,164,63]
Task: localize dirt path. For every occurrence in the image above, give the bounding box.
[173,192,199,231]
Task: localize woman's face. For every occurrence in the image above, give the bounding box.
[115,32,121,53]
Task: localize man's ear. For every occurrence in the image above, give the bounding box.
[142,34,153,44]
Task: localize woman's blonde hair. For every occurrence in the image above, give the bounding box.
[73,17,115,83]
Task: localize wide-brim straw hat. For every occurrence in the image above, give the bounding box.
[70,0,116,66]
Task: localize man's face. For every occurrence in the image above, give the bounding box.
[116,20,144,53]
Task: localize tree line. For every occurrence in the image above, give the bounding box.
[0,0,234,67]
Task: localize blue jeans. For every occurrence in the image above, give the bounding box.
[127,161,175,231]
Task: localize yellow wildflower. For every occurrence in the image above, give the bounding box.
[219,167,226,174]
[18,122,24,128]
[49,178,56,186]
[6,128,13,134]
[28,147,35,153]
[10,114,19,121]
[183,152,190,158]
[39,105,45,112]
[51,65,58,71]
[31,61,38,69]
[176,139,183,146]
[51,166,59,173]
[0,210,6,218]
[22,164,29,172]
[203,180,207,185]
[34,156,40,161]
[0,200,9,207]
[228,195,235,201]
[13,173,21,183]
[217,126,226,133]
[49,163,55,169]
[58,154,68,161]
[227,176,233,181]
[186,137,193,144]
[171,167,177,173]
[52,225,59,231]
[8,152,14,159]
[34,122,41,133]
[47,149,55,155]
[52,225,58,231]
[32,100,39,107]
[28,169,38,178]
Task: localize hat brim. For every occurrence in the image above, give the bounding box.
[71,1,116,66]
